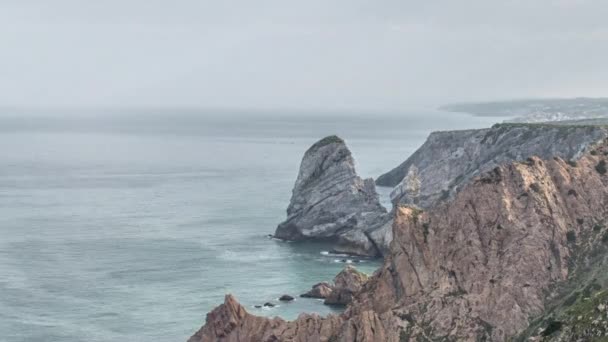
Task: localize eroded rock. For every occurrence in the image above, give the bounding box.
[300,282,333,299]
[274,135,389,256]
[324,266,368,306]
[190,140,608,342]
[377,124,608,209]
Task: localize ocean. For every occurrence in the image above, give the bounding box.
[0,109,504,341]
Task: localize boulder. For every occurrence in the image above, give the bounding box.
[278,295,294,302]
[324,265,368,306]
[300,282,334,299]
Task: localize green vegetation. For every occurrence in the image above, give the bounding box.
[541,320,562,337]
[409,207,424,224]
[566,231,577,243]
[530,183,541,193]
[596,160,607,175]
[422,223,430,243]
[567,160,578,167]
[399,328,411,342]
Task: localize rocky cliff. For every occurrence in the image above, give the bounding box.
[190,137,608,342]
[274,136,389,256]
[376,123,608,209]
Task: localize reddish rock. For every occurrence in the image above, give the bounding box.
[324,265,368,306]
[300,282,334,299]
[189,142,608,342]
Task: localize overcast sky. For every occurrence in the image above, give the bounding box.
[1,0,607,111]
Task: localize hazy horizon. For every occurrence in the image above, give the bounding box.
[2,1,608,112]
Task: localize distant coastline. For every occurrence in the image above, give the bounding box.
[440,97,608,123]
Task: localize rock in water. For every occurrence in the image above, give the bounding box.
[278,295,294,302]
[274,135,388,256]
[300,282,334,299]
[299,266,368,304]
[324,265,368,306]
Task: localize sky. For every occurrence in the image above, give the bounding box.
[1,0,608,111]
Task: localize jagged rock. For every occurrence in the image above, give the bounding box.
[187,294,343,342]
[278,295,294,302]
[274,135,389,256]
[324,266,368,306]
[190,139,608,342]
[300,282,334,299]
[376,124,608,208]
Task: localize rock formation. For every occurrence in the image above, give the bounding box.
[299,266,369,305]
[190,137,608,342]
[376,123,608,209]
[274,135,389,256]
[324,265,368,306]
[300,282,333,299]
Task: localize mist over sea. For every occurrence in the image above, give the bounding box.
[0,110,505,341]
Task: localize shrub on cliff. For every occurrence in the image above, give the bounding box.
[596,160,607,175]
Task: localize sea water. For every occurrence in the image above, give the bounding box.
[0,110,504,341]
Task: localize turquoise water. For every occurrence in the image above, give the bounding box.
[0,110,503,341]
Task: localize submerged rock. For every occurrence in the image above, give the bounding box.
[278,295,294,302]
[274,135,389,256]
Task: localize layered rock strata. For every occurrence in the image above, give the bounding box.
[376,123,608,209]
[191,139,608,341]
[274,136,389,256]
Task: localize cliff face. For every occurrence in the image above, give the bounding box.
[376,124,607,209]
[190,139,608,342]
[274,136,389,256]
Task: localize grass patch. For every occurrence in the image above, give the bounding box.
[596,160,607,175]
[530,183,541,193]
[422,223,430,243]
[566,231,577,243]
[541,320,562,337]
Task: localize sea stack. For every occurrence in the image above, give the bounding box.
[274,135,388,256]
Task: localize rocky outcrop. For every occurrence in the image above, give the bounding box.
[300,282,334,299]
[274,136,389,256]
[187,294,344,342]
[324,266,368,306]
[299,266,369,306]
[190,139,608,342]
[376,123,608,209]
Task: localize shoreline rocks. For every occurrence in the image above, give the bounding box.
[189,140,608,341]
[300,282,333,299]
[278,295,294,302]
[323,265,368,306]
[299,266,369,306]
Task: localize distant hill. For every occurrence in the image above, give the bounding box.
[441,98,608,123]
